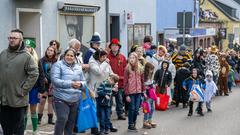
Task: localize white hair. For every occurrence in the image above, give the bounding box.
[68,38,81,47]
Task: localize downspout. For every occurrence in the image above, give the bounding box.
[106,0,109,42]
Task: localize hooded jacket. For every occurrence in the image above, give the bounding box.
[0,44,39,107]
[154,61,172,92]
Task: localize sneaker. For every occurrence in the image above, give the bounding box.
[197,111,204,116]
[143,121,152,129]
[188,112,192,116]
[110,127,118,132]
[207,109,212,112]
[104,130,109,134]
[118,115,126,120]
[128,125,137,132]
[148,120,157,128]
[224,93,229,96]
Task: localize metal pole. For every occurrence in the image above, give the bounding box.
[106,0,109,42]
[183,10,186,45]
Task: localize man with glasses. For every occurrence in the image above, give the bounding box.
[0,29,39,135]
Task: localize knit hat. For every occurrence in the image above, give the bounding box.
[109,38,121,49]
[24,39,36,48]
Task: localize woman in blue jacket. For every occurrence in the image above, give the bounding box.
[51,48,86,135]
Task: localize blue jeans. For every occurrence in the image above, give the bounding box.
[143,99,154,121]
[128,93,142,126]
[53,98,79,135]
[98,106,112,132]
[115,88,125,117]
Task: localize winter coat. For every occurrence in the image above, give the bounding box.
[0,45,39,107]
[108,51,127,89]
[168,60,176,89]
[97,80,114,107]
[124,69,145,96]
[172,52,192,69]
[51,60,86,103]
[183,77,205,93]
[175,67,191,91]
[191,57,205,77]
[154,62,172,93]
[204,79,217,102]
[83,48,96,64]
[88,56,113,96]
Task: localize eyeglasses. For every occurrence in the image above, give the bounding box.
[8,37,20,40]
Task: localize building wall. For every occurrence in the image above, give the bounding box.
[109,0,157,56]
[201,0,240,50]
[157,0,195,33]
[0,0,106,57]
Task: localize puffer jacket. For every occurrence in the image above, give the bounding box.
[0,45,39,107]
[88,56,113,96]
[51,60,86,103]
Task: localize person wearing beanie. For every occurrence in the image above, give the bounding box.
[107,38,127,120]
[204,70,217,112]
[24,39,45,134]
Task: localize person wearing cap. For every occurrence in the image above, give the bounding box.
[0,29,39,135]
[24,39,45,134]
[172,44,192,70]
[107,38,127,120]
[206,45,220,84]
[83,32,102,64]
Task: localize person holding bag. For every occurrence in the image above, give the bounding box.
[143,62,157,129]
[51,48,86,135]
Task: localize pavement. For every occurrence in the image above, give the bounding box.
[25,87,240,135]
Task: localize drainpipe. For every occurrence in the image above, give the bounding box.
[106,0,109,42]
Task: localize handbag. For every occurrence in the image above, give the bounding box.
[142,101,150,113]
[155,93,169,111]
[77,87,98,132]
[189,84,204,102]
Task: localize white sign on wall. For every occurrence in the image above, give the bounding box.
[126,11,134,24]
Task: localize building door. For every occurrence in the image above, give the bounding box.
[110,15,120,40]
[17,8,42,57]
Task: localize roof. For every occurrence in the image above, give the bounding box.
[209,0,240,21]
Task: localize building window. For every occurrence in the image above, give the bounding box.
[207,38,211,48]
[127,23,151,52]
[59,14,94,54]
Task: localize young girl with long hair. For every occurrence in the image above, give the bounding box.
[143,62,157,129]
[124,52,145,131]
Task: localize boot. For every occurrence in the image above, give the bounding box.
[188,101,193,116]
[37,113,43,125]
[197,102,204,116]
[148,120,157,128]
[48,114,55,125]
[31,113,38,132]
[143,121,152,129]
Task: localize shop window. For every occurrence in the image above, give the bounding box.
[199,39,203,47]
[127,23,151,52]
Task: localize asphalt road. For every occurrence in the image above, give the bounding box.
[26,87,240,135]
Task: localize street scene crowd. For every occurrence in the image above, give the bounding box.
[1,29,240,135]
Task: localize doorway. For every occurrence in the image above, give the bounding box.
[16,8,42,57]
[110,15,120,41]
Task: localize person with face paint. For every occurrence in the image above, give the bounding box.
[0,29,39,135]
[124,52,145,131]
[38,46,58,125]
[183,68,206,116]
[51,48,86,135]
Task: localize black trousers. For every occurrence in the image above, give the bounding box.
[0,105,27,135]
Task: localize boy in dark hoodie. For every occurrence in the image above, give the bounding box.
[154,61,172,94]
